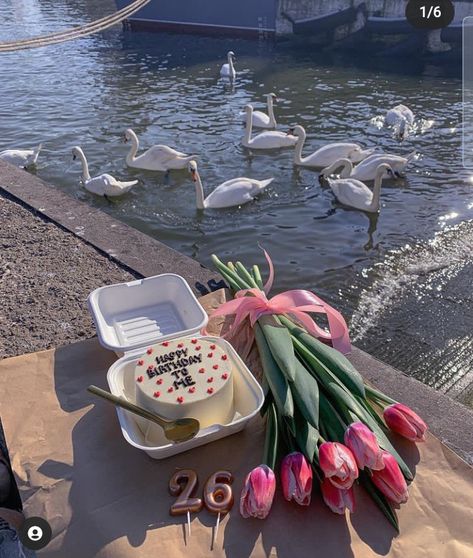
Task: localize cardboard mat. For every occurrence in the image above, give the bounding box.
[0,295,472,557]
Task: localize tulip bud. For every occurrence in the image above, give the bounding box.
[280,452,313,506]
[383,403,427,442]
[371,451,409,504]
[344,422,384,471]
[319,442,359,490]
[320,478,355,515]
[240,464,276,519]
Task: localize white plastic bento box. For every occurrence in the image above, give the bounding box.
[88,274,264,459]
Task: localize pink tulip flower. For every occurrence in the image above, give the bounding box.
[319,442,359,489]
[344,422,385,471]
[383,403,427,442]
[320,478,355,515]
[281,452,313,506]
[371,451,409,504]
[240,464,276,519]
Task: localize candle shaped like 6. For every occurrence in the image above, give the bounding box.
[203,470,234,547]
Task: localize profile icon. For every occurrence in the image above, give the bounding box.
[19,517,52,550]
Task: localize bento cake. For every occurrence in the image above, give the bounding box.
[135,338,234,430]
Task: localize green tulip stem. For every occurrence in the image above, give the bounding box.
[365,385,397,406]
[252,265,264,290]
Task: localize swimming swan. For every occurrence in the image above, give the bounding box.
[385,104,415,140]
[0,144,42,168]
[220,51,236,80]
[72,146,137,198]
[124,129,195,172]
[330,151,418,181]
[291,125,374,169]
[319,160,394,213]
[242,105,297,149]
[188,160,273,209]
[240,93,277,129]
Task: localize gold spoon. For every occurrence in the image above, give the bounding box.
[87,385,200,443]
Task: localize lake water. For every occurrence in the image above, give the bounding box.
[1,0,472,405]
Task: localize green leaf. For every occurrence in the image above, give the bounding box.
[294,410,319,463]
[259,315,297,382]
[359,471,399,532]
[318,391,347,441]
[254,323,294,419]
[290,359,319,429]
[280,316,366,399]
[263,402,279,470]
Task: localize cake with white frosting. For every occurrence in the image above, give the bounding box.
[135,338,234,432]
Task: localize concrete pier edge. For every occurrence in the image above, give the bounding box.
[1,159,472,465]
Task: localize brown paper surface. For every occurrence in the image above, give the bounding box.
[0,291,472,558]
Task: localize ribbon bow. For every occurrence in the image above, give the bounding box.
[209,251,351,354]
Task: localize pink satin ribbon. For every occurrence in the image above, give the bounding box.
[208,250,351,354]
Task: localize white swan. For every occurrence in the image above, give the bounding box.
[330,151,418,181]
[124,129,195,172]
[319,160,394,213]
[188,160,273,209]
[291,125,374,169]
[242,105,297,149]
[72,146,138,198]
[240,93,277,129]
[220,51,236,80]
[385,104,415,140]
[0,144,42,168]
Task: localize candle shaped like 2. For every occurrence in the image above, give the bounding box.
[169,469,203,538]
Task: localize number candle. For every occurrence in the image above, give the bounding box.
[203,470,234,548]
[169,469,203,538]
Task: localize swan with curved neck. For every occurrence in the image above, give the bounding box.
[72,146,137,198]
[324,151,417,182]
[220,51,236,80]
[319,160,394,213]
[0,143,42,168]
[240,93,277,129]
[291,125,374,169]
[242,105,297,149]
[188,160,273,209]
[124,129,194,172]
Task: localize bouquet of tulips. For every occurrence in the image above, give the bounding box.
[210,252,427,531]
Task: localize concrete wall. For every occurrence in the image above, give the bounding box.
[116,0,278,31]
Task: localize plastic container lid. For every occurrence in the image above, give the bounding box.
[88,274,209,353]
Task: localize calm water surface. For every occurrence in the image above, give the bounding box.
[1,1,472,402]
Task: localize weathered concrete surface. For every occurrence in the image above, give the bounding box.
[0,193,135,358]
[0,161,472,465]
